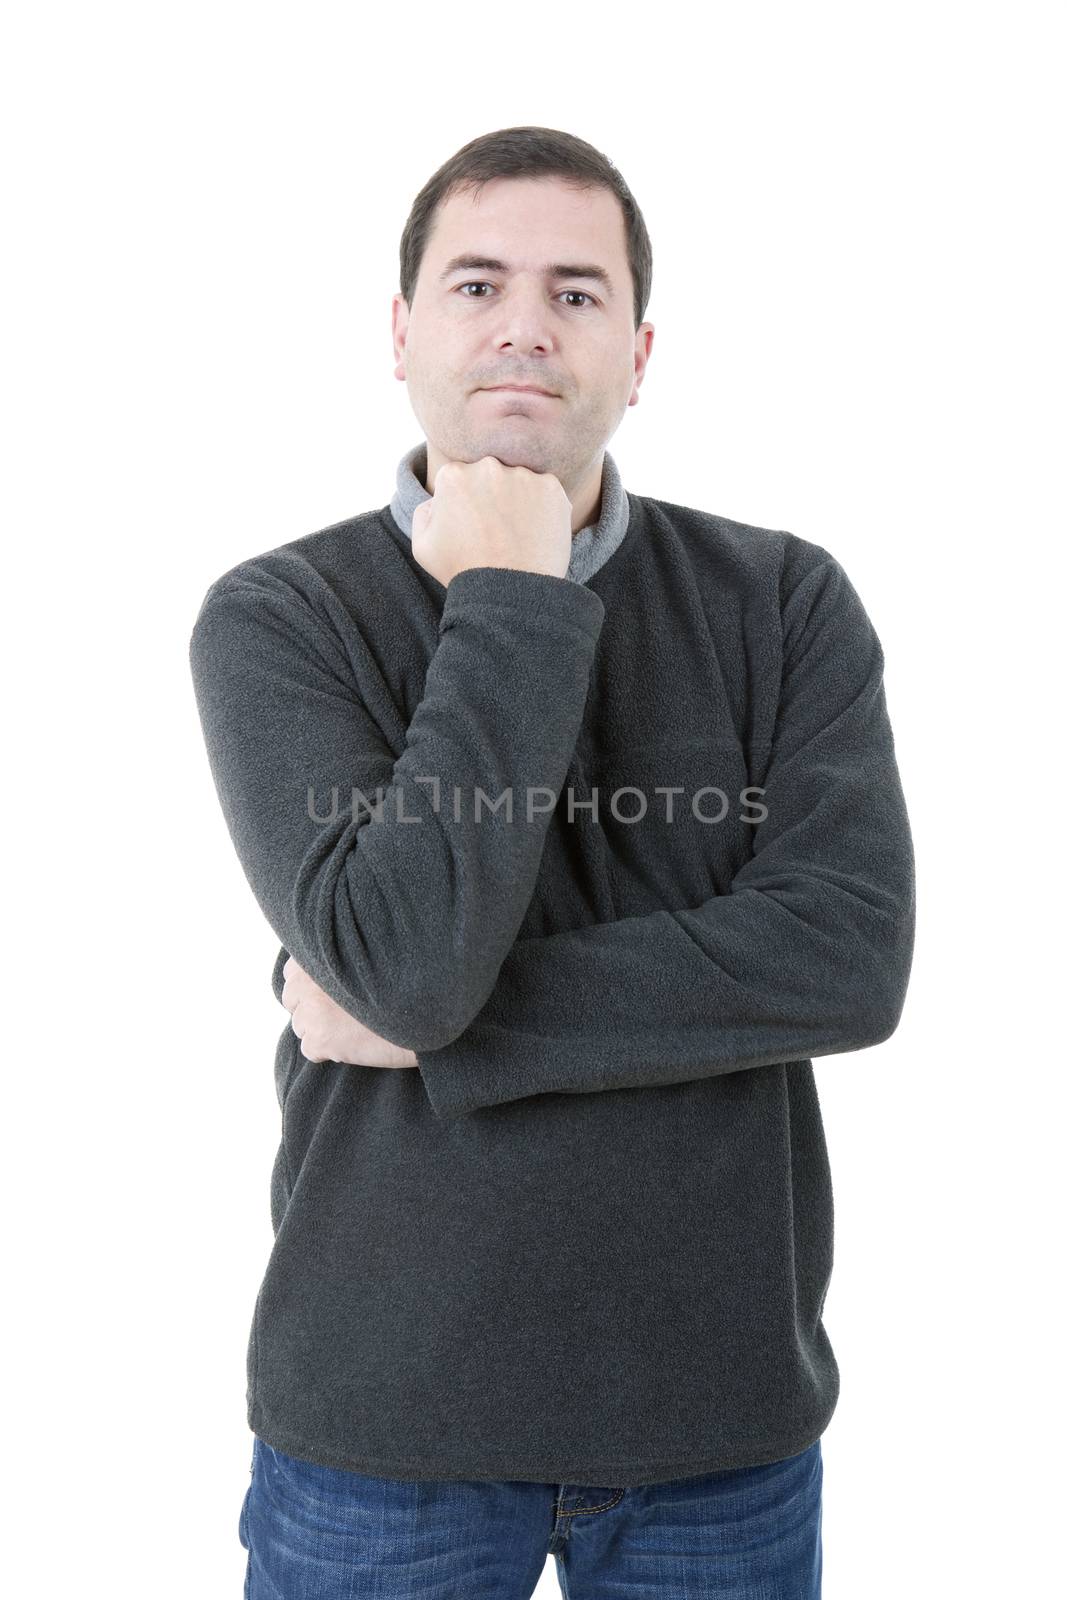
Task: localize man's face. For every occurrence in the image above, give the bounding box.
[391,176,653,493]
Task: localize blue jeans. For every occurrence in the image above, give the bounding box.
[238,1434,823,1597]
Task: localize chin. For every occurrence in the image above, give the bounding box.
[476,430,555,467]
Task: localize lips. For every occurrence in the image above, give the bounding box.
[483,386,558,397]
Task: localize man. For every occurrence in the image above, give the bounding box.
[189,125,915,1599]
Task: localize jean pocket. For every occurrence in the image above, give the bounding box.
[238,1481,251,1551]
[239,1441,257,1549]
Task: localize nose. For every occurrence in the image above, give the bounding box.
[488,281,559,357]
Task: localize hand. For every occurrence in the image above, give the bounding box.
[281,956,420,1069]
[410,455,573,588]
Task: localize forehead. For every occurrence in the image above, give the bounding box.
[426,176,626,265]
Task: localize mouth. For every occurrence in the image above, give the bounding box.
[481,386,559,398]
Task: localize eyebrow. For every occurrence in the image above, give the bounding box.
[437,254,615,299]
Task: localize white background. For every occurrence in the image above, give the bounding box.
[4,2,1063,1595]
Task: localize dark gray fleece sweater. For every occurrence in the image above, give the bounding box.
[188,442,915,1486]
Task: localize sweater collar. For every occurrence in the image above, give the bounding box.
[388,441,630,586]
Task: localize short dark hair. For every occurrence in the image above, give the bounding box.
[398,125,653,331]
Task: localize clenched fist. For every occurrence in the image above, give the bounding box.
[411,455,573,588]
[281,955,420,1069]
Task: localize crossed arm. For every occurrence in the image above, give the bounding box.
[264,553,916,1121]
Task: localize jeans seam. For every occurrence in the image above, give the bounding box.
[555,1486,627,1517]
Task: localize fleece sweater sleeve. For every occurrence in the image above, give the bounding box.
[414,554,915,1118]
[188,562,605,1053]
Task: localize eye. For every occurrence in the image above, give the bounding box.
[456,282,595,309]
